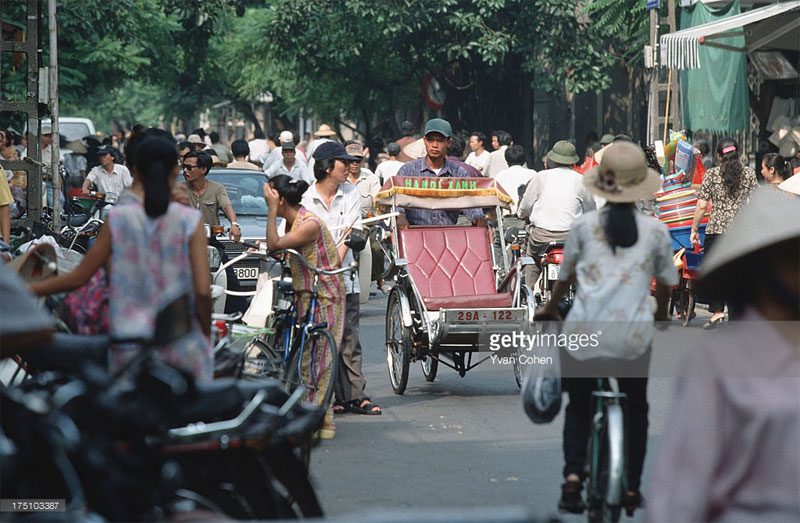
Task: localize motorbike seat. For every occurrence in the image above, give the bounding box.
[174,378,288,426]
[22,333,109,374]
[545,241,565,250]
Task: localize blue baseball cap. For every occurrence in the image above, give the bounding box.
[312,141,358,162]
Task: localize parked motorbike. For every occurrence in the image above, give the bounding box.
[2,298,324,520]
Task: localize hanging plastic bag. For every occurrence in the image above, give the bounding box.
[521,320,562,424]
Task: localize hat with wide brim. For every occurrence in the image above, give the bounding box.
[65,140,87,154]
[314,124,337,138]
[698,186,800,292]
[402,138,426,160]
[187,134,204,145]
[778,174,800,196]
[546,140,580,165]
[584,142,662,202]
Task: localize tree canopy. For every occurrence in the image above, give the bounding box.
[13,0,651,138]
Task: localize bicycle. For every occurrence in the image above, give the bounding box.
[215,247,355,412]
[584,377,627,523]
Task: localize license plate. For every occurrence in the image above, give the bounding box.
[234,267,259,280]
[444,309,524,323]
[547,264,560,280]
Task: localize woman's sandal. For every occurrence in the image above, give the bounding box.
[350,398,382,415]
[333,402,350,415]
[702,315,725,330]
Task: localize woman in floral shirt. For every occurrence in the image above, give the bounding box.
[690,138,758,329]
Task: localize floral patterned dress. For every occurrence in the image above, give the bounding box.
[107,200,212,381]
[698,166,758,235]
[288,207,345,419]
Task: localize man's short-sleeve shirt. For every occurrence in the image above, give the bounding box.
[86,164,133,196]
[301,182,363,294]
[184,180,231,226]
[396,158,483,225]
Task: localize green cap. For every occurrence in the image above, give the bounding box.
[599,133,615,145]
[423,118,452,138]
[547,140,580,165]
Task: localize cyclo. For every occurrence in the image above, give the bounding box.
[376,176,537,393]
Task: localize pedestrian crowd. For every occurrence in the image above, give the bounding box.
[2,114,799,522]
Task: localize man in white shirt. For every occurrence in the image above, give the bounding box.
[494,145,536,214]
[82,145,132,196]
[247,129,270,164]
[374,142,404,183]
[486,129,512,178]
[302,141,381,415]
[264,140,311,183]
[465,131,491,175]
[517,140,596,286]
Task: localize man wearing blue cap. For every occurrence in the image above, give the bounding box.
[396,118,484,227]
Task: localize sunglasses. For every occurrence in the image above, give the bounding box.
[181,163,202,170]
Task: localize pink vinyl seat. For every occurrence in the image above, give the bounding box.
[398,226,512,311]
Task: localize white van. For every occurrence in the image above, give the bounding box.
[39,117,97,142]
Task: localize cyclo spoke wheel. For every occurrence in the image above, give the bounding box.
[421,352,438,382]
[587,403,625,523]
[386,290,410,395]
[285,328,338,410]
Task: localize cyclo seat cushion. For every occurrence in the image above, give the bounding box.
[398,226,512,310]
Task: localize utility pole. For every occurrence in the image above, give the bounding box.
[646,0,681,144]
[48,0,61,228]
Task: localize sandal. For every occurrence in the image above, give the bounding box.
[333,401,350,415]
[702,315,725,330]
[623,490,643,517]
[350,398,382,415]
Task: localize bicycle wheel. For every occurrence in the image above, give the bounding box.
[285,328,338,410]
[421,353,438,382]
[241,338,285,380]
[587,403,625,523]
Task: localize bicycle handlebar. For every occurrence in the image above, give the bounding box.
[269,248,357,276]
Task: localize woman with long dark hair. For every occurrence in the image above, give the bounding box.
[33,135,213,380]
[538,142,677,516]
[690,137,757,328]
[264,174,345,439]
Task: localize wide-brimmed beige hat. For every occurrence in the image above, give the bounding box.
[699,186,800,291]
[584,142,661,202]
[187,134,204,145]
[314,124,337,138]
[402,137,426,160]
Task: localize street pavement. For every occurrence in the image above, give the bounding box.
[312,290,713,521]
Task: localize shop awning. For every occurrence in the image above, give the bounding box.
[660,1,800,69]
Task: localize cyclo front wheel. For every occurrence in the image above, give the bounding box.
[386,290,411,394]
[586,402,625,523]
[285,328,338,410]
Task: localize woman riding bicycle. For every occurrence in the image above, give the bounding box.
[538,142,677,516]
[264,174,345,440]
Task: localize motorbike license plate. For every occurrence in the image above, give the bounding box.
[547,264,560,281]
[234,267,259,280]
[445,309,524,323]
